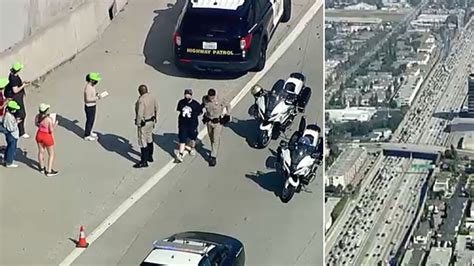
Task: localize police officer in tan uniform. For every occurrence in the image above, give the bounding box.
[202,88,230,167]
[134,84,159,168]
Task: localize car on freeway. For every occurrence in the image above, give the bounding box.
[173,0,291,73]
[141,231,245,266]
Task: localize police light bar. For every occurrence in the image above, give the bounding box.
[152,240,209,255]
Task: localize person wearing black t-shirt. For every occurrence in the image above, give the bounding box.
[4,62,30,138]
[176,89,202,162]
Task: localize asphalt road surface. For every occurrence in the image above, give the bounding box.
[0,0,323,265]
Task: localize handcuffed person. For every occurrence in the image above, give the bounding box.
[175,88,202,163]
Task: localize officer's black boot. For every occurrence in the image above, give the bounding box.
[147,143,154,163]
[209,156,217,167]
[133,148,149,168]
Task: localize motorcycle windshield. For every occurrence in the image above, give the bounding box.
[266,91,288,118]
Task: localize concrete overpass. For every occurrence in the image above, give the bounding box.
[345,142,474,160]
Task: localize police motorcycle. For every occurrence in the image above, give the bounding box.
[250,73,312,148]
[276,116,323,203]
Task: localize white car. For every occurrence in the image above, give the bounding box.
[141,232,245,266]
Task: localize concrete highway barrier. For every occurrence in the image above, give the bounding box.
[0,0,127,81]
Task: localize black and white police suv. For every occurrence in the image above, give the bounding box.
[173,0,292,72]
[140,232,245,266]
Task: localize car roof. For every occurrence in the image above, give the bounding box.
[143,248,203,265]
[188,0,249,11]
[143,238,216,265]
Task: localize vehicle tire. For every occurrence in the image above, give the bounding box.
[281,0,292,23]
[298,116,307,133]
[297,86,312,112]
[281,183,296,203]
[253,39,267,72]
[290,72,305,82]
[271,124,281,140]
[257,129,271,148]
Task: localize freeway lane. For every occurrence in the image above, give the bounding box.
[72,8,324,266]
[0,0,320,264]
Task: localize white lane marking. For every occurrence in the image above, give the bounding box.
[60,0,322,264]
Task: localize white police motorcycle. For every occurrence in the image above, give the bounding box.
[251,73,311,148]
[276,116,323,203]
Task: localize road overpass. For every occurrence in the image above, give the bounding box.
[344,142,474,160]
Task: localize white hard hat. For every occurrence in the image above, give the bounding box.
[251,84,263,96]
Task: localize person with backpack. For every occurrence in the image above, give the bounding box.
[4,62,30,139]
[3,101,21,168]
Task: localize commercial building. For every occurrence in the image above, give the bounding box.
[454,236,474,265]
[326,107,377,123]
[410,14,449,30]
[395,74,424,106]
[462,133,474,150]
[433,177,449,193]
[325,147,368,188]
[468,74,474,115]
[325,17,383,24]
[425,247,452,265]
[344,3,377,10]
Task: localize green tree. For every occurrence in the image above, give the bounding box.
[389,100,398,109]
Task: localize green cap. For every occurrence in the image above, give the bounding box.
[7,100,21,110]
[39,103,50,113]
[88,72,102,82]
[0,78,9,89]
[12,62,24,71]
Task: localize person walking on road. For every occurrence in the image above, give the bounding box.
[3,101,21,168]
[202,88,231,167]
[4,62,30,139]
[176,88,202,163]
[83,72,104,141]
[134,84,159,168]
[35,103,59,176]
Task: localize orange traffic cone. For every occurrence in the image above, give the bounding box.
[76,226,89,248]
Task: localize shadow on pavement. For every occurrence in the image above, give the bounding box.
[153,132,179,159]
[15,148,39,171]
[142,1,245,80]
[96,132,140,163]
[245,171,283,197]
[265,149,279,170]
[194,139,210,162]
[227,118,260,148]
[56,115,84,138]
[433,112,457,121]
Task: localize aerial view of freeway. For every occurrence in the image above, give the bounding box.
[0,0,325,265]
[325,0,474,264]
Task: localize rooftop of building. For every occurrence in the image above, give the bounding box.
[327,147,367,177]
[455,235,474,266]
[425,247,452,266]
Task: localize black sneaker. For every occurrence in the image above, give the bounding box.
[209,157,217,167]
[45,170,59,177]
[133,162,148,168]
[39,167,46,174]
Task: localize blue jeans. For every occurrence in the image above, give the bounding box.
[4,133,17,165]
